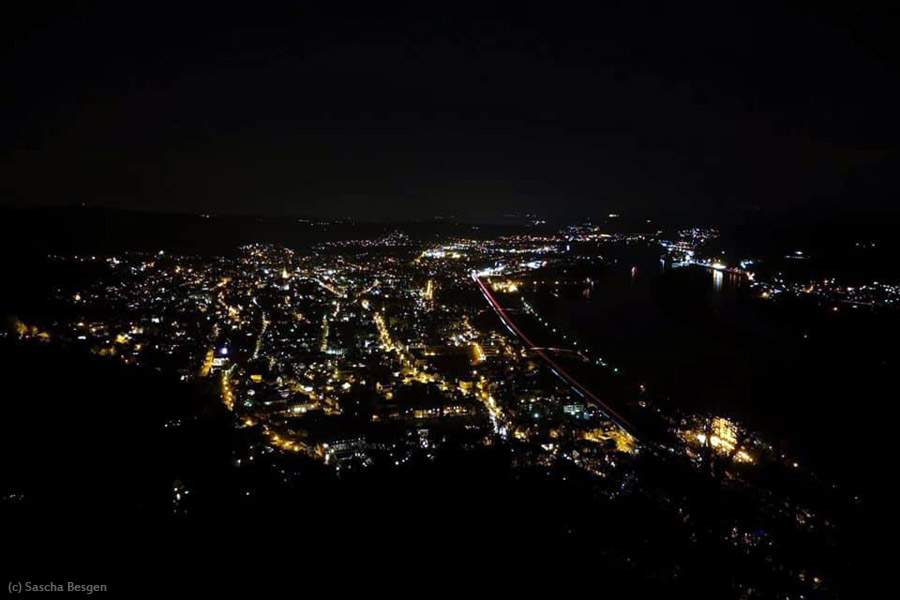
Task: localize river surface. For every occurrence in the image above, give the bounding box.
[516,248,898,494]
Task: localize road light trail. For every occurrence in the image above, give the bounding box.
[473,273,637,437]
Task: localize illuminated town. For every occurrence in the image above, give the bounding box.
[1,2,892,595]
[5,216,880,597]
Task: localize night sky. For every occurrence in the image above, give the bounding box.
[2,1,897,221]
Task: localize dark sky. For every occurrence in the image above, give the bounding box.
[2,1,897,221]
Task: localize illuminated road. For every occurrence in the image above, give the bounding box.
[529,347,590,361]
[473,273,637,437]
